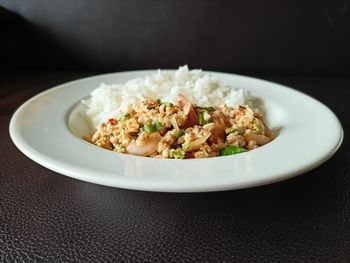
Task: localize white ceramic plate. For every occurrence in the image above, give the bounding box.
[9,70,343,192]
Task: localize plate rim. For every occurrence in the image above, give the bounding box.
[9,70,344,192]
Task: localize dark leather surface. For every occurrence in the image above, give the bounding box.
[0,71,349,262]
[1,0,350,75]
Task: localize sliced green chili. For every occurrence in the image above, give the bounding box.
[119,112,131,122]
[198,112,213,126]
[154,121,163,131]
[143,123,156,133]
[174,129,185,139]
[170,149,185,159]
[219,145,247,156]
[196,106,215,112]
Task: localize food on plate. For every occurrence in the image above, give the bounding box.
[83,66,273,159]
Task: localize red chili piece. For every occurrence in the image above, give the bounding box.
[108,118,116,125]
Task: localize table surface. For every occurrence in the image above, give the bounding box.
[0,71,349,263]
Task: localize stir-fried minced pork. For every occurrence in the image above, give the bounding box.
[84,95,273,159]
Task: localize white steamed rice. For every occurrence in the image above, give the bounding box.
[85,65,251,128]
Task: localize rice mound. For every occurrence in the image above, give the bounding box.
[85,65,251,128]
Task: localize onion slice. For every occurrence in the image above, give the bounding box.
[170,116,179,131]
[186,133,211,151]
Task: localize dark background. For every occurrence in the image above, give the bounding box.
[1,1,350,262]
[1,0,350,75]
